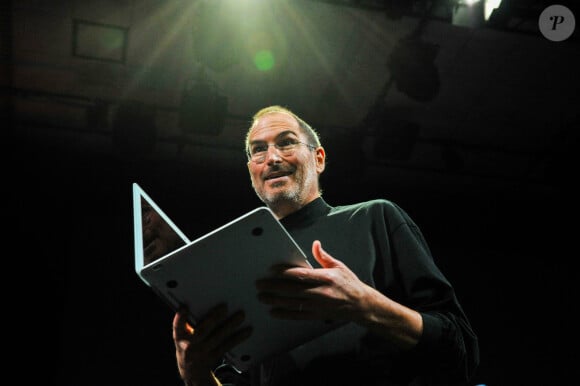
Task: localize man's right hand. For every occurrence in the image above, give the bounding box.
[172,304,252,386]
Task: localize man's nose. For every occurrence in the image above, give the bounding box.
[265,145,282,164]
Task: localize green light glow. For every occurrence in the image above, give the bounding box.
[254,50,275,71]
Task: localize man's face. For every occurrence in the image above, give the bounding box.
[247,112,325,216]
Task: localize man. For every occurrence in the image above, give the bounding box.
[172,105,479,386]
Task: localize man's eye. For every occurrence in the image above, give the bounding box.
[251,145,267,154]
[277,138,296,148]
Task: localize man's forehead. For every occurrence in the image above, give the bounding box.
[250,112,301,139]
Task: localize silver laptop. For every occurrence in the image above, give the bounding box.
[133,183,190,284]
[132,183,343,372]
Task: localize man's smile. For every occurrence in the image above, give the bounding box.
[264,170,293,181]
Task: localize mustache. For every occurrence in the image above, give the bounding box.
[265,164,295,175]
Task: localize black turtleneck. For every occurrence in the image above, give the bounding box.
[279,196,331,230]
[225,196,479,386]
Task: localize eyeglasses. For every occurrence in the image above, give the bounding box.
[247,138,316,163]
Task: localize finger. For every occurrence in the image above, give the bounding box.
[312,240,342,269]
[267,262,302,273]
[258,263,318,283]
[173,308,193,339]
[190,304,229,341]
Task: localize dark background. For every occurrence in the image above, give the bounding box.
[9,126,576,385]
[4,1,579,385]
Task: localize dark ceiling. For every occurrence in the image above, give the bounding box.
[5,0,579,194]
[4,1,579,385]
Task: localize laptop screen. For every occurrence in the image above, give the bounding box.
[132,183,190,284]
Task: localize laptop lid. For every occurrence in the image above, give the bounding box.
[132,182,190,285]
[131,182,346,372]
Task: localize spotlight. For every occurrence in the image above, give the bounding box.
[452,0,486,28]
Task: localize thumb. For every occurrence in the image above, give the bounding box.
[311,240,340,268]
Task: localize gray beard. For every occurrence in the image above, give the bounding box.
[259,183,302,209]
[253,167,318,213]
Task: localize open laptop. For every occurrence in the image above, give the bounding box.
[132,183,343,372]
[133,183,190,283]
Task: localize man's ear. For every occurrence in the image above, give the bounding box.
[315,146,326,174]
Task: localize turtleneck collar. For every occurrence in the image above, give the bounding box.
[279,197,332,230]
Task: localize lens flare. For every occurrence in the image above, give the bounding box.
[253,50,275,71]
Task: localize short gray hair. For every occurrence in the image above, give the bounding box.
[244,105,321,155]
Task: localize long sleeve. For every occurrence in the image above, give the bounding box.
[253,197,479,385]
[383,202,479,383]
